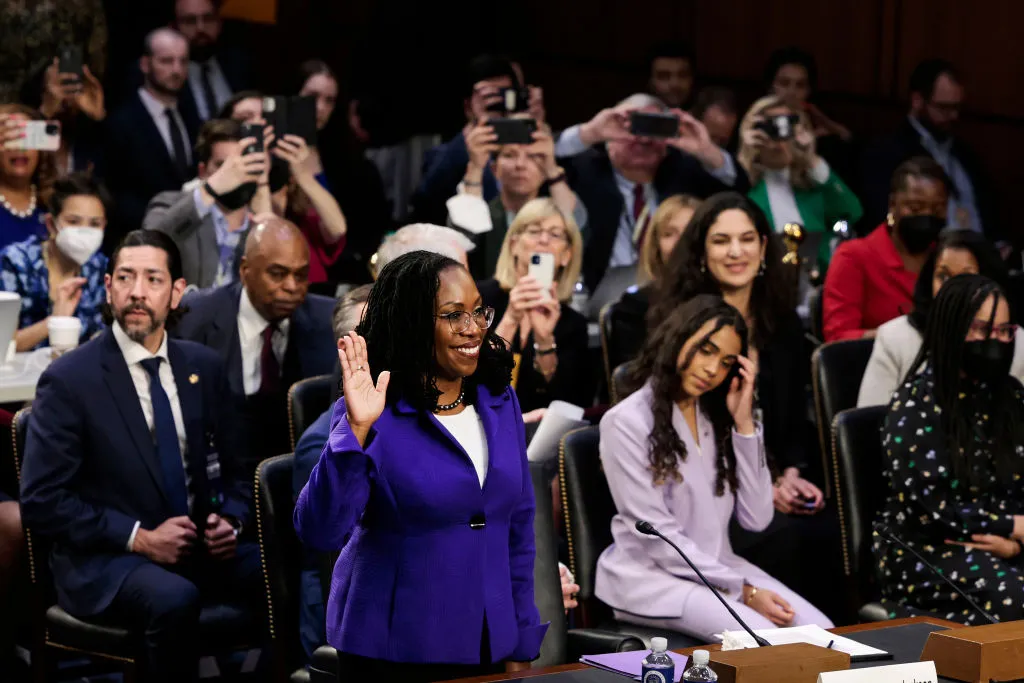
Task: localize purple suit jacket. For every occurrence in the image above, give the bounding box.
[293,384,548,664]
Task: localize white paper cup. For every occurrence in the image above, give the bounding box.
[48,316,82,352]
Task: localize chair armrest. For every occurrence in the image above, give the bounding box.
[309,645,338,683]
[858,602,890,623]
[567,628,646,659]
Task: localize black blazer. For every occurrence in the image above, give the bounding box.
[102,91,199,251]
[178,47,253,124]
[477,278,593,412]
[19,330,250,616]
[605,284,651,373]
[859,118,998,240]
[561,146,750,290]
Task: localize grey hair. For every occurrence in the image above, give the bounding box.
[616,93,667,111]
[332,284,372,339]
[375,223,475,274]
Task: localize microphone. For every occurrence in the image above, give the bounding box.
[872,522,997,624]
[635,520,771,647]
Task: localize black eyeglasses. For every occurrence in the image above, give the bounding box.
[438,307,495,333]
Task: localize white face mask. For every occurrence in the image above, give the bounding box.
[55,226,104,266]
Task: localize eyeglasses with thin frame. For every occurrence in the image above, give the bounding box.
[969,320,1018,343]
[521,225,569,243]
[438,307,495,334]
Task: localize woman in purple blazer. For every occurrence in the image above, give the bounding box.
[595,296,831,640]
[294,250,547,681]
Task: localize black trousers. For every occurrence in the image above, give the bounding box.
[98,541,263,683]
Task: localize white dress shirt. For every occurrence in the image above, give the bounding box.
[237,286,290,396]
[137,87,192,166]
[762,159,831,232]
[112,321,190,550]
[187,57,234,121]
[435,405,489,487]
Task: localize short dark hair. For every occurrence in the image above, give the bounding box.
[465,54,519,97]
[909,58,959,99]
[889,155,953,198]
[47,172,111,218]
[763,46,818,93]
[218,89,264,120]
[194,118,242,165]
[646,40,695,71]
[690,86,738,118]
[108,230,185,282]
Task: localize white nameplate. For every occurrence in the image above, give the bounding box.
[818,661,937,683]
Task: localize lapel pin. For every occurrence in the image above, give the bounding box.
[189,373,199,384]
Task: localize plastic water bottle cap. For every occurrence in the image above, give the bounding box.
[650,637,668,653]
[692,649,709,666]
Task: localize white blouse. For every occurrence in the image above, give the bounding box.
[435,405,489,487]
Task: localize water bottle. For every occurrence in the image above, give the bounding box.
[682,649,718,682]
[641,637,675,683]
[570,276,589,316]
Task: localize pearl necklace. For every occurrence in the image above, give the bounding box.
[0,184,37,219]
[434,389,466,413]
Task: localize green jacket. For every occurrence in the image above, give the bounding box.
[748,168,862,269]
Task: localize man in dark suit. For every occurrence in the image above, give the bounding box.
[175,217,336,472]
[173,0,251,123]
[19,230,259,683]
[103,28,199,252]
[555,94,750,291]
[860,59,998,241]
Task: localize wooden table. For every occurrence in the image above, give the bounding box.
[449,616,962,683]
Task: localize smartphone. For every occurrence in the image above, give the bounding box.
[288,95,318,145]
[240,122,264,155]
[629,111,680,139]
[261,96,286,142]
[8,121,61,151]
[754,113,799,141]
[498,87,531,114]
[490,117,537,145]
[58,45,83,78]
[528,252,556,294]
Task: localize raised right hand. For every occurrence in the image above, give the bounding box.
[205,139,266,195]
[506,276,548,322]
[741,124,771,150]
[465,120,499,172]
[134,516,197,565]
[580,107,632,146]
[52,276,87,317]
[339,331,390,439]
[0,115,25,149]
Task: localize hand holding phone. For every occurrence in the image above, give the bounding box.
[490,117,537,146]
[527,252,556,295]
[5,121,61,151]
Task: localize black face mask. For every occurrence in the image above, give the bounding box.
[215,182,258,211]
[963,339,1014,384]
[897,214,944,254]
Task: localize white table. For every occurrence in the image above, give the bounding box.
[0,351,51,403]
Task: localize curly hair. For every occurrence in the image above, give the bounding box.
[627,294,749,494]
[0,103,59,207]
[357,250,513,412]
[651,191,795,348]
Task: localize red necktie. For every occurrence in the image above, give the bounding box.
[259,324,281,395]
[633,183,650,246]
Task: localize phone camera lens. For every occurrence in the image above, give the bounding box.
[45,123,59,135]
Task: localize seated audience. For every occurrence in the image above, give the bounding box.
[104,28,199,250]
[738,95,862,270]
[450,122,587,279]
[372,223,474,277]
[691,87,739,150]
[175,217,336,472]
[861,59,997,238]
[0,490,22,678]
[608,194,701,372]
[144,118,270,289]
[859,229,1024,406]
[875,274,1024,624]
[557,93,749,290]
[218,89,264,123]
[30,55,106,175]
[823,156,950,341]
[1,172,110,351]
[173,0,252,123]
[19,230,260,683]
[480,198,591,416]
[646,40,696,109]
[0,104,56,250]
[597,296,832,640]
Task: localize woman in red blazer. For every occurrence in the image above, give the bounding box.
[823,156,950,341]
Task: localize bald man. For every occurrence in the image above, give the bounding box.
[105,27,201,250]
[175,216,337,471]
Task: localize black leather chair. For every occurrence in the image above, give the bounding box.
[831,406,889,622]
[807,287,824,345]
[610,362,635,406]
[559,427,701,649]
[811,338,873,497]
[287,374,334,451]
[12,408,263,682]
[598,302,616,401]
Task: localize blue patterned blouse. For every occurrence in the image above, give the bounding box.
[0,235,108,349]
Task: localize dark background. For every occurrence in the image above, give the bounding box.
[105,0,1024,239]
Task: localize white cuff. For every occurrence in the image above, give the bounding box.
[809,158,831,185]
[554,125,588,158]
[192,185,214,218]
[126,520,141,552]
[705,150,738,186]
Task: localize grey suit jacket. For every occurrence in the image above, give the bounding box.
[142,190,247,289]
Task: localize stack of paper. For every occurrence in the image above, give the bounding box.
[580,650,689,681]
[526,401,587,463]
[716,624,890,662]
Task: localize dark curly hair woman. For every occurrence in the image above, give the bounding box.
[595,295,831,640]
[294,250,546,682]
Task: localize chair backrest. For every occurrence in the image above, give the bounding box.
[598,302,615,397]
[610,362,634,406]
[287,375,333,451]
[831,405,887,607]
[807,287,824,344]
[559,426,616,627]
[530,460,568,668]
[812,338,874,496]
[255,453,302,669]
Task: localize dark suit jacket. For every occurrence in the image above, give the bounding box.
[859,118,998,240]
[178,48,252,124]
[562,146,750,290]
[19,330,250,617]
[102,92,199,251]
[411,131,500,225]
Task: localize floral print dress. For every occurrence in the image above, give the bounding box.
[874,366,1024,624]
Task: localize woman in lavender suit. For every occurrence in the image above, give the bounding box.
[595,296,832,640]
